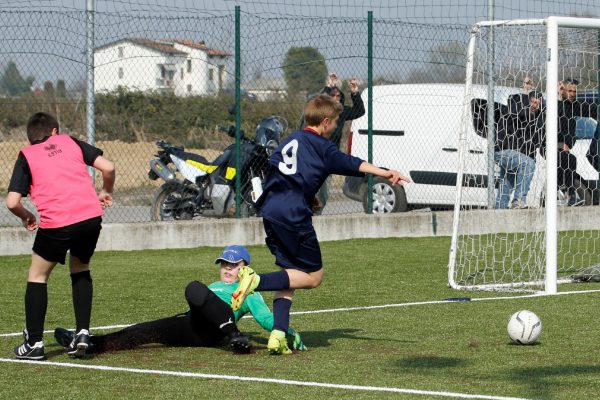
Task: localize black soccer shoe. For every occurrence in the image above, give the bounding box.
[227,331,252,354]
[54,327,75,348]
[67,329,91,358]
[14,330,45,361]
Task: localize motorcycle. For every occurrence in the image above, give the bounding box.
[148,115,287,220]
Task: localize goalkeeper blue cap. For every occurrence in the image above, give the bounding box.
[214,245,251,265]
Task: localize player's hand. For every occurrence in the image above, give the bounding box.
[288,328,307,351]
[22,211,38,231]
[99,190,114,208]
[349,78,359,93]
[387,170,411,186]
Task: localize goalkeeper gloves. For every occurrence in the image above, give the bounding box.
[287,328,307,351]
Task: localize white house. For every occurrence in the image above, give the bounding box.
[93,38,231,96]
[242,76,288,101]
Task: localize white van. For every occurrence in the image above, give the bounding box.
[342,83,599,212]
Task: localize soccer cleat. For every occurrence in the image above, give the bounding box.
[14,330,45,360]
[267,329,292,355]
[227,331,252,354]
[231,266,259,311]
[568,194,585,207]
[54,327,75,348]
[68,329,91,358]
[510,200,528,209]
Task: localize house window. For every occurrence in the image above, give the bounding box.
[187,59,192,73]
[118,67,124,79]
[180,68,184,79]
[208,69,214,81]
[118,46,124,58]
[187,84,192,93]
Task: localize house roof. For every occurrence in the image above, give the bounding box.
[174,39,231,57]
[130,38,187,55]
[95,38,230,57]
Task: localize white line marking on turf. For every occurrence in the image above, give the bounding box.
[0,358,530,400]
[2,289,599,337]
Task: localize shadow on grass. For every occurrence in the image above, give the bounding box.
[396,355,468,369]
[507,364,600,399]
[250,328,416,348]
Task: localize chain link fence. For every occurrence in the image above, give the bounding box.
[0,1,598,225]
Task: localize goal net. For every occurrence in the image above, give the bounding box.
[449,17,600,294]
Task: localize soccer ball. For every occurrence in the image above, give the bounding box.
[507,310,542,345]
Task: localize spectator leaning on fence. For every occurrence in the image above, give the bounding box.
[313,73,365,214]
[556,78,597,206]
[495,90,545,209]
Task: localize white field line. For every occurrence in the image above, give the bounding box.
[2,289,599,338]
[0,358,530,400]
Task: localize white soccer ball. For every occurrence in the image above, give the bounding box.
[507,310,542,345]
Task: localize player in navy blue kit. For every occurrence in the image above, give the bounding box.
[231,94,410,354]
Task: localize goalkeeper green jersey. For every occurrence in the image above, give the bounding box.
[208,280,275,333]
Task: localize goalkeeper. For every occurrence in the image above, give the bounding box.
[53,245,307,355]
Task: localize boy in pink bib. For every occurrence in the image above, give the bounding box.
[6,112,115,360]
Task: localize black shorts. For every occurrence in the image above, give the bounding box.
[263,219,322,273]
[33,217,102,265]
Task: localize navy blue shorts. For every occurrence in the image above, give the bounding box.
[33,217,102,265]
[263,219,322,273]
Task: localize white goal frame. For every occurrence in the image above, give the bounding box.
[448,16,600,295]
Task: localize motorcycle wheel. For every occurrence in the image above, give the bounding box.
[239,186,259,217]
[151,184,196,221]
[239,201,258,218]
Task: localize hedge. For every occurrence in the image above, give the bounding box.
[0,89,305,147]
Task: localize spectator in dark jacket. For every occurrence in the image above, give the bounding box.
[495,91,545,209]
[556,78,597,205]
[507,76,534,117]
[322,77,365,149]
[309,74,365,214]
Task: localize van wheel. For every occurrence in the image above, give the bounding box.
[362,177,408,213]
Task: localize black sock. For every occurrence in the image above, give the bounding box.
[256,270,290,291]
[71,271,93,332]
[25,282,47,344]
[273,298,292,333]
[186,281,237,336]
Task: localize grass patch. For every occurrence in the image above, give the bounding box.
[1,237,599,399]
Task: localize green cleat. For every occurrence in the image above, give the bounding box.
[267,329,292,355]
[231,266,259,311]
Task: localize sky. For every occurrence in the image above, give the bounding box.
[1,0,599,90]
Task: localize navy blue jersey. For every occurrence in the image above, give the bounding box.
[256,129,364,228]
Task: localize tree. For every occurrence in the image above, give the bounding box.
[0,61,34,96]
[43,81,55,98]
[282,46,328,95]
[56,80,67,97]
[406,41,466,84]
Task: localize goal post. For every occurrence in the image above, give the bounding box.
[449,17,600,294]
